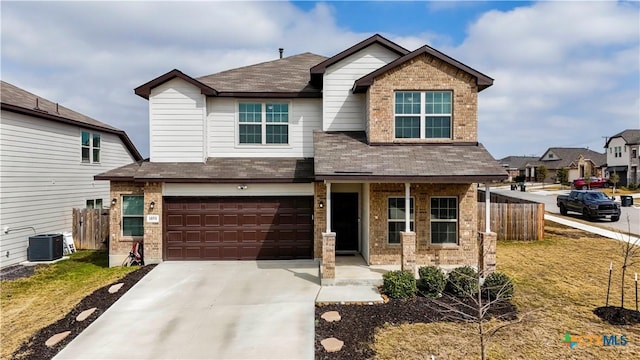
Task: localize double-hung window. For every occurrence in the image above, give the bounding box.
[238,102,289,145]
[86,199,103,209]
[430,197,458,244]
[122,195,143,237]
[395,91,452,139]
[81,131,101,163]
[388,197,414,244]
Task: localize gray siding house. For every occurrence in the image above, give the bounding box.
[0,81,142,268]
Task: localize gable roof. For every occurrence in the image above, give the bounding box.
[309,34,409,86]
[605,129,640,147]
[135,53,327,99]
[499,156,539,170]
[314,131,507,182]
[353,44,494,93]
[538,147,606,168]
[1,81,142,161]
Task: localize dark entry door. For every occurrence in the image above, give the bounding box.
[331,193,359,251]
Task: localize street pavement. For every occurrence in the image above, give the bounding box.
[492,185,640,236]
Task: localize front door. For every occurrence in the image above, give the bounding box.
[331,192,359,252]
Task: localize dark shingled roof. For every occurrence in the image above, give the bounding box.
[313,131,507,182]
[499,156,539,170]
[197,53,327,95]
[605,129,640,147]
[538,147,606,168]
[1,81,142,161]
[95,157,314,183]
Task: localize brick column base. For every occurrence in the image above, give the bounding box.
[478,231,497,276]
[400,231,416,275]
[321,232,336,285]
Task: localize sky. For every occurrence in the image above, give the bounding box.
[2,0,639,160]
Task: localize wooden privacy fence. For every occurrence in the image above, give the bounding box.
[477,190,545,241]
[72,208,109,250]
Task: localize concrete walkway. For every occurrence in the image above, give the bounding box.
[545,214,640,244]
[54,261,320,360]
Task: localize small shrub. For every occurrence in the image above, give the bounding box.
[382,270,417,299]
[417,266,446,298]
[445,266,478,297]
[482,271,514,300]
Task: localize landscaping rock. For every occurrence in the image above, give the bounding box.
[108,283,124,294]
[321,311,341,322]
[45,331,71,347]
[321,337,344,353]
[76,307,97,322]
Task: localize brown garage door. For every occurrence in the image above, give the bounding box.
[164,197,313,260]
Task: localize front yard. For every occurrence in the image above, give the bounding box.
[372,221,640,359]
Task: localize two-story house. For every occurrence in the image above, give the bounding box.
[605,129,640,186]
[522,147,606,183]
[97,35,507,281]
[0,81,142,268]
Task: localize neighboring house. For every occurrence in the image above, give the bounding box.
[604,129,640,186]
[498,156,538,182]
[523,147,606,183]
[0,81,142,268]
[97,34,507,281]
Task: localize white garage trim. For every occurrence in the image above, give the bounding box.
[163,183,314,197]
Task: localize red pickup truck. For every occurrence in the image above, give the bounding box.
[572,177,611,190]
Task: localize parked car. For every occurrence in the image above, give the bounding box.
[557,190,620,221]
[572,177,611,190]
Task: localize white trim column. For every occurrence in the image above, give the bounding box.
[485,183,491,233]
[404,182,410,231]
[325,181,331,233]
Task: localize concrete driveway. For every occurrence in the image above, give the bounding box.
[54,261,321,359]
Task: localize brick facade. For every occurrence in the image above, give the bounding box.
[367,183,478,268]
[108,181,144,267]
[143,182,163,264]
[367,54,478,144]
[314,181,327,259]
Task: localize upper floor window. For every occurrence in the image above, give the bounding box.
[395,91,452,140]
[238,102,289,145]
[81,131,100,163]
[614,146,622,158]
[633,148,637,158]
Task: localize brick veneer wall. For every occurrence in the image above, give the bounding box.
[314,182,327,259]
[109,181,144,267]
[143,182,163,264]
[367,54,478,143]
[368,183,478,267]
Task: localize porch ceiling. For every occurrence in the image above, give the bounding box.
[313,131,508,182]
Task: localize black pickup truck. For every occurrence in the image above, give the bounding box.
[557,190,620,222]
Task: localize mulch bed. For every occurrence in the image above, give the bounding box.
[594,306,640,325]
[315,296,517,360]
[11,264,155,360]
[0,264,40,281]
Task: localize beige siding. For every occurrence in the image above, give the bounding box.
[0,110,136,267]
[323,44,400,131]
[207,98,321,158]
[149,78,206,162]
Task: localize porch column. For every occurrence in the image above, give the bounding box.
[321,181,336,284]
[485,183,491,233]
[401,182,416,274]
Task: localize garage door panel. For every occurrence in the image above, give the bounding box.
[164,196,313,260]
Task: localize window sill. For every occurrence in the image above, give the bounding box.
[235,144,292,149]
[119,236,143,242]
[428,243,460,249]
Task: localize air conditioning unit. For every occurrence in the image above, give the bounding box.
[28,234,63,261]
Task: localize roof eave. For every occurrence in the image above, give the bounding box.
[134,69,218,99]
[315,174,508,182]
[216,91,322,99]
[2,103,143,161]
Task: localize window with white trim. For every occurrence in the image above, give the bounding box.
[614,146,622,158]
[395,91,452,139]
[122,195,143,237]
[81,131,101,163]
[430,197,458,244]
[86,199,103,209]
[238,102,289,145]
[388,197,414,244]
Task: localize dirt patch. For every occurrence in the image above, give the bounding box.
[594,306,640,325]
[0,264,41,281]
[315,296,517,360]
[12,264,155,360]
